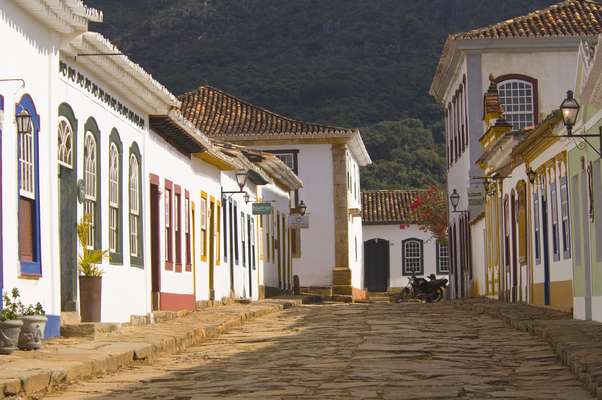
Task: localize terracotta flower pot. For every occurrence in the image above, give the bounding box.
[18,315,47,350]
[79,276,102,323]
[0,320,23,355]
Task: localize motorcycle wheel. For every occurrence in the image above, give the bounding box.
[433,288,444,302]
[397,287,413,302]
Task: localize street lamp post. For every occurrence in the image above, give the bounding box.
[558,90,601,157]
[16,112,32,135]
[221,170,250,200]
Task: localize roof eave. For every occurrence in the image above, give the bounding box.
[15,0,102,34]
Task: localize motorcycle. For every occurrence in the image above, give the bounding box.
[397,273,448,303]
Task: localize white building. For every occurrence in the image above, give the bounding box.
[361,190,449,292]
[429,0,602,299]
[179,86,372,300]
[0,0,302,335]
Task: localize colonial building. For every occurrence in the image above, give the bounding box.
[430,0,602,299]
[0,0,302,335]
[568,36,602,321]
[179,86,372,300]
[478,76,575,312]
[362,190,449,292]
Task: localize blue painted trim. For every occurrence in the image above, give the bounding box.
[44,315,61,338]
[16,94,42,276]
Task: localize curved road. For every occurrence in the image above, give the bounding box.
[48,303,592,399]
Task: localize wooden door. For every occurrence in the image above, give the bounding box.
[150,181,161,310]
[364,239,389,292]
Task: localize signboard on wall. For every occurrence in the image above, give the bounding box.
[252,202,273,215]
[289,214,309,229]
[467,185,485,218]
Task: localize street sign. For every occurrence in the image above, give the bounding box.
[252,202,273,215]
[467,185,485,217]
[289,214,309,229]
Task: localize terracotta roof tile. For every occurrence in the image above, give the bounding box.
[362,189,429,225]
[453,0,602,40]
[179,86,356,138]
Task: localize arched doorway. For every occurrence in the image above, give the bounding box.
[364,239,389,292]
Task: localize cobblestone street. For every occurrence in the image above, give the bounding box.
[48,303,593,400]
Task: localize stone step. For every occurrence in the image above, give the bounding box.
[60,312,81,326]
[61,322,123,339]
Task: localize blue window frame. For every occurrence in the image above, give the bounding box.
[16,94,42,276]
[533,185,541,265]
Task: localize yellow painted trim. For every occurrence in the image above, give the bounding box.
[193,151,236,171]
[191,202,196,298]
[200,191,208,262]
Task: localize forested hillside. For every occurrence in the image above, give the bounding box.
[86,0,557,188]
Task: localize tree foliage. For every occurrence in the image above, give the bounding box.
[409,186,448,244]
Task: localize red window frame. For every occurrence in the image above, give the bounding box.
[164,179,173,270]
[185,190,191,272]
[174,184,182,272]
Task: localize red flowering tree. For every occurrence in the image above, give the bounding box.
[409,186,448,244]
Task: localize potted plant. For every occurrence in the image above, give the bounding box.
[18,302,46,350]
[77,214,109,323]
[0,289,24,355]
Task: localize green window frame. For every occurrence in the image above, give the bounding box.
[129,142,144,267]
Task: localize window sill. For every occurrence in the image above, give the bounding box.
[20,261,42,278]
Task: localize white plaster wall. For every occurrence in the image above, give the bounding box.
[470,218,487,296]
[481,51,578,120]
[259,183,291,291]
[528,138,575,286]
[56,61,150,323]
[219,172,261,300]
[147,132,223,307]
[347,151,364,290]
[249,144,335,288]
[363,224,448,289]
[0,3,61,318]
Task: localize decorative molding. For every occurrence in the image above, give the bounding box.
[60,61,146,129]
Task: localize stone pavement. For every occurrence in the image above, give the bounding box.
[0,300,298,400]
[48,302,592,400]
[456,299,602,399]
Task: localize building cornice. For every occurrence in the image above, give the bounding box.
[431,36,586,104]
[14,0,102,34]
[61,33,180,116]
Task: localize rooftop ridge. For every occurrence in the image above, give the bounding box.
[178,85,356,137]
[451,0,602,40]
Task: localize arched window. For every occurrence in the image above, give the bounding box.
[402,238,424,276]
[84,132,97,248]
[129,154,140,258]
[496,75,538,130]
[108,129,123,263]
[57,117,73,167]
[109,143,120,254]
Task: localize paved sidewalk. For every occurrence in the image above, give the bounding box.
[455,298,602,399]
[0,300,298,400]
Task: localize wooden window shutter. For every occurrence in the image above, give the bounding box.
[19,197,35,262]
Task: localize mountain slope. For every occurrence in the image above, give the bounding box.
[86,0,558,188]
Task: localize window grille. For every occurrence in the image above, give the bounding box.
[57,117,73,168]
[497,79,535,130]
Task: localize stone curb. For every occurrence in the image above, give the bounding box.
[0,300,298,400]
[454,299,602,399]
